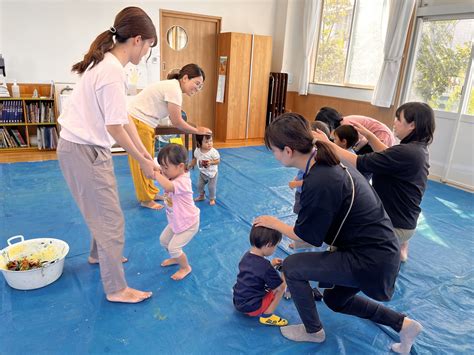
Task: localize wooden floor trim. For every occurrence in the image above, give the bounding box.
[0,139,264,163]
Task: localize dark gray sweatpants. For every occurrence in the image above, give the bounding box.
[283,251,404,333]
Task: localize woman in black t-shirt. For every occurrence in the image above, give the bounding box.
[254,113,422,353]
[314,102,435,262]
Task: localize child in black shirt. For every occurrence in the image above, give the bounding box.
[233,225,288,326]
[333,125,358,153]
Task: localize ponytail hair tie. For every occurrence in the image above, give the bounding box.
[312,138,318,145]
[109,26,117,34]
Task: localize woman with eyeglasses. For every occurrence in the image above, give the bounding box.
[127,63,212,210]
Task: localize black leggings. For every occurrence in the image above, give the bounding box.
[283,251,404,333]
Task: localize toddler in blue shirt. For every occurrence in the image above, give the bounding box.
[233,225,287,326]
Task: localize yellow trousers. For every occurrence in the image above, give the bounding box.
[128,117,159,202]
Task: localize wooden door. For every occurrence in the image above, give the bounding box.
[160,10,221,131]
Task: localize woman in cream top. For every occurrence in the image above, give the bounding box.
[127,63,212,209]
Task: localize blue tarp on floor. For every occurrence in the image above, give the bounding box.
[1,146,473,354]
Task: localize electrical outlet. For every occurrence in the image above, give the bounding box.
[287,73,293,84]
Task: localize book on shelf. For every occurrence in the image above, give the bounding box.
[0,128,6,148]
[37,127,43,149]
[0,128,7,148]
[9,129,21,146]
[36,126,58,150]
[6,128,17,147]
[0,127,21,148]
[26,101,54,123]
[0,100,23,123]
[11,129,27,147]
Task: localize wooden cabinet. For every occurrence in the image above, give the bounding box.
[0,83,58,151]
[215,32,272,142]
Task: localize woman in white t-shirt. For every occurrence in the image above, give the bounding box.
[57,7,157,304]
[127,63,212,210]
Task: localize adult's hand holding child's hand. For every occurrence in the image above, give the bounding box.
[142,151,153,161]
[141,159,156,179]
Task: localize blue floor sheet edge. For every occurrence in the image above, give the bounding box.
[0,146,473,354]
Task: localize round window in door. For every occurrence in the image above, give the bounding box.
[166,26,188,51]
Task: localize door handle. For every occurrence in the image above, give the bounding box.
[162,62,166,71]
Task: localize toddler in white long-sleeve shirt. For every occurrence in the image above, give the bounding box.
[189,135,220,205]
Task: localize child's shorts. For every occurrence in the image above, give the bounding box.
[246,291,275,317]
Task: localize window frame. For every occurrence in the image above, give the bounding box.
[401,13,474,118]
[310,0,385,90]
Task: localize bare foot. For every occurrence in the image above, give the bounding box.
[209,199,216,206]
[400,242,409,262]
[161,258,178,267]
[391,317,423,353]
[88,256,128,264]
[106,287,152,304]
[154,194,165,201]
[194,195,205,202]
[171,266,192,280]
[140,201,164,210]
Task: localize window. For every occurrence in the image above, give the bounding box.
[467,75,474,115]
[311,0,388,88]
[407,19,474,114]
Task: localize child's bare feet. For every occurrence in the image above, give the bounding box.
[140,201,164,210]
[209,199,216,206]
[161,258,178,267]
[106,287,152,303]
[194,195,205,202]
[171,266,192,280]
[88,256,128,264]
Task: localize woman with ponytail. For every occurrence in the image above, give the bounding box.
[127,63,212,210]
[57,7,157,303]
[254,113,422,353]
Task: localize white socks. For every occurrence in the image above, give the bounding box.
[279,318,422,351]
[280,324,326,343]
[392,318,423,354]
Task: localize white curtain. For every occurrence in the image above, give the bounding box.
[371,0,416,107]
[298,0,322,95]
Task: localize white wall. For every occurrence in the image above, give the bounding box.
[0,0,278,84]
[0,2,3,55]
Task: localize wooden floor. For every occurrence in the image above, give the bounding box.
[0,139,264,163]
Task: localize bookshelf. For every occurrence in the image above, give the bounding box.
[0,83,58,151]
